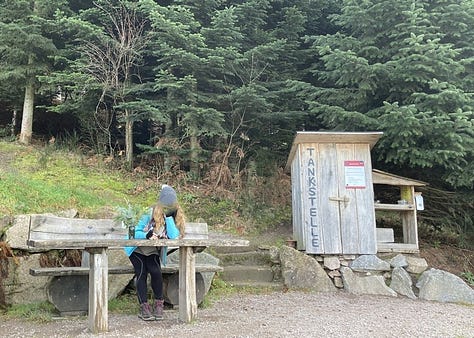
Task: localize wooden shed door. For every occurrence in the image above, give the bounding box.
[303,143,377,255]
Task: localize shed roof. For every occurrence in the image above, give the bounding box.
[285,131,383,171]
[372,169,427,186]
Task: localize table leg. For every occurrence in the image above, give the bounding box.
[86,247,108,333]
[179,246,197,322]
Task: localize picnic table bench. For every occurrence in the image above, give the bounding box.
[26,215,249,333]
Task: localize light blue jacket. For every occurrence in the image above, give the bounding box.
[124,209,154,257]
[124,208,181,258]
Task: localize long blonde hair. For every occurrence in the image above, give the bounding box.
[152,203,186,237]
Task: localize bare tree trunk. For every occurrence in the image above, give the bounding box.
[163,87,174,172]
[189,132,200,175]
[188,80,200,176]
[11,109,17,137]
[84,0,147,165]
[19,77,35,144]
[125,109,134,169]
[213,103,246,189]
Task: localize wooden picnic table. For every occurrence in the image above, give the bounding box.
[27,237,249,334]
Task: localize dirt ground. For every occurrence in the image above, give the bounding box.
[4,226,473,338]
[1,291,473,338]
[419,241,474,278]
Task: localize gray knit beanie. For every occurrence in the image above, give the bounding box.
[159,184,177,208]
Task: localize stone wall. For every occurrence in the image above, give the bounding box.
[273,246,474,305]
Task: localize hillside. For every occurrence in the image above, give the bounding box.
[0,141,472,286]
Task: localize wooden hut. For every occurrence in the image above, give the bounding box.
[285,131,383,255]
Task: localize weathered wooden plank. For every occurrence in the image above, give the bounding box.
[300,143,324,254]
[285,131,383,171]
[355,143,377,254]
[377,243,419,253]
[30,264,223,276]
[336,143,358,254]
[292,148,308,251]
[27,238,249,249]
[376,228,394,243]
[183,222,208,239]
[374,203,415,211]
[179,246,196,323]
[319,143,342,254]
[29,215,125,240]
[372,169,427,186]
[28,216,209,241]
[30,267,106,276]
[87,248,108,334]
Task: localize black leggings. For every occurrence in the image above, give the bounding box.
[129,251,163,304]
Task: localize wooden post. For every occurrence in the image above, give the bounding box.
[400,186,413,203]
[86,247,108,333]
[179,246,197,322]
[400,186,418,246]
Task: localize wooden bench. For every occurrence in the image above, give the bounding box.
[26,215,248,333]
[27,215,221,315]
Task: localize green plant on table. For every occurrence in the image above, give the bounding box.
[114,200,146,238]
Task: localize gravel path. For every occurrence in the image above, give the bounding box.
[1,291,473,338]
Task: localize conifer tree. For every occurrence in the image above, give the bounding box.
[0,0,67,144]
[145,1,226,174]
[42,0,155,167]
[306,0,473,188]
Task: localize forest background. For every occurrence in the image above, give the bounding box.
[0,0,473,259]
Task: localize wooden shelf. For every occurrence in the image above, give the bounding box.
[375,201,419,253]
[374,203,414,211]
[377,243,419,253]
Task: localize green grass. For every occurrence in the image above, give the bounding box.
[108,293,138,315]
[3,295,139,321]
[461,271,474,286]
[0,141,155,217]
[3,302,57,322]
[0,140,291,235]
[3,296,138,321]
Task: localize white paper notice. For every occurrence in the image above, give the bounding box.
[415,195,424,210]
[344,160,366,189]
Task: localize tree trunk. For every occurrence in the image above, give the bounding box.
[19,78,35,145]
[189,128,200,176]
[188,80,200,176]
[11,109,17,137]
[125,109,134,170]
[163,87,174,172]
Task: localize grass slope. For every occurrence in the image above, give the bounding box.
[0,142,155,217]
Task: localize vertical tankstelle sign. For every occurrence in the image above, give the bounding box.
[286,131,383,255]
